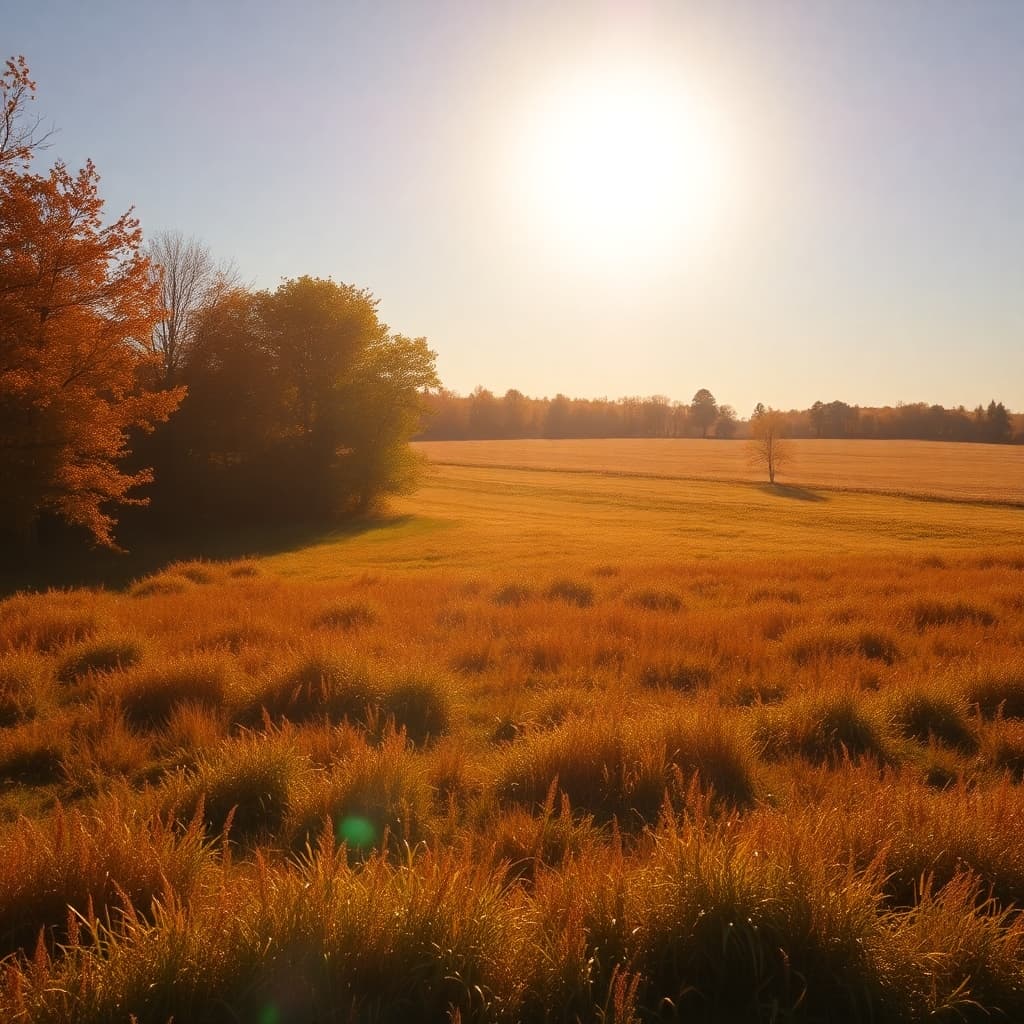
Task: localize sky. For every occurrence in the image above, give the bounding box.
[7,0,1024,415]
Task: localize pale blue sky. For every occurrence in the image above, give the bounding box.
[8,1,1023,414]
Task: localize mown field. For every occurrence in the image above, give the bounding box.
[413,437,1024,505]
[2,450,1024,1022]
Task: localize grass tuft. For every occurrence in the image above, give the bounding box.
[909,598,997,630]
[312,601,377,630]
[545,579,595,608]
[757,690,892,765]
[57,637,145,684]
[888,686,977,751]
[625,588,683,612]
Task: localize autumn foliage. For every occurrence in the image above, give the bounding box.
[0,57,181,548]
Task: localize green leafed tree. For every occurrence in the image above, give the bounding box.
[145,276,438,524]
[690,388,718,438]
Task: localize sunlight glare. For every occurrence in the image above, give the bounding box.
[515,65,729,274]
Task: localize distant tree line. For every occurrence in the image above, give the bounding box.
[419,389,1023,445]
[1,56,438,556]
[420,388,740,440]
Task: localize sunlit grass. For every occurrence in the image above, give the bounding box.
[3,460,1024,1019]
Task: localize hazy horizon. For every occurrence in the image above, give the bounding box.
[8,0,1023,415]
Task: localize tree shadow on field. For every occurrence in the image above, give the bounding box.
[0,514,414,597]
[757,483,827,503]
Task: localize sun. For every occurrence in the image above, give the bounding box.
[514,65,727,273]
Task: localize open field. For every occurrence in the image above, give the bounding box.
[2,458,1024,1020]
[413,438,1024,504]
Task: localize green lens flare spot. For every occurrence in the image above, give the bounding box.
[337,815,377,848]
[258,1004,281,1024]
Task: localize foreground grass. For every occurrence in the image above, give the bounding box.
[3,467,1024,1020]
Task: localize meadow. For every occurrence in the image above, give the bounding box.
[413,437,1024,505]
[1,446,1024,1021]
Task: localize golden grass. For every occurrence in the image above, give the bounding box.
[414,437,1024,503]
[3,461,1024,1019]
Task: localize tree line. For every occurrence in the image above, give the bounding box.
[419,389,1022,444]
[421,388,740,440]
[0,57,438,556]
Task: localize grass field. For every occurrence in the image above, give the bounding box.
[2,447,1024,1021]
[413,437,1024,504]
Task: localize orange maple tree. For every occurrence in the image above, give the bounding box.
[0,57,183,549]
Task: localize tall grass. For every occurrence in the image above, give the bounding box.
[2,544,1024,1020]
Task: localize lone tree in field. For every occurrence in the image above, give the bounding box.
[690,388,718,438]
[748,404,790,484]
[0,56,182,550]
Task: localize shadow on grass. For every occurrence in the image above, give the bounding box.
[0,515,415,597]
[757,483,827,503]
